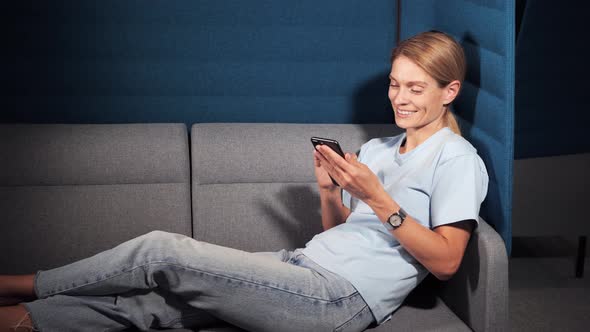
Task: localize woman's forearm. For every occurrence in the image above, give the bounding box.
[367,191,471,280]
[390,218,465,280]
[319,189,350,231]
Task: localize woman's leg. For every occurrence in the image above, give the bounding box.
[0,304,35,332]
[0,275,35,297]
[26,230,373,331]
[23,289,226,332]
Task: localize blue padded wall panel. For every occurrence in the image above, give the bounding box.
[515,1,590,158]
[1,1,396,125]
[401,0,515,252]
[3,96,365,123]
[6,62,388,98]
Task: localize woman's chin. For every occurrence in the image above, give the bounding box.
[393,118,412,129]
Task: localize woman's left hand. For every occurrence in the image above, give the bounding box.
[314,145,386,204]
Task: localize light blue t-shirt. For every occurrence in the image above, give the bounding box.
[302,127,489,324]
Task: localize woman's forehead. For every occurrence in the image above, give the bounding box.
[390,56,433,84]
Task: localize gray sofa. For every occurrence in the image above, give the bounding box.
[0,123,508,331]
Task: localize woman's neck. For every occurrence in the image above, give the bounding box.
[401,122,446,154]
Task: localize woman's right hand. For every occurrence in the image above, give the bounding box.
[313,149,339,191]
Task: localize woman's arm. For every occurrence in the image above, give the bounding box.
[315,145,474,280]
[318,188,351,231]
[313,149,351,231]
[366,191,474,280]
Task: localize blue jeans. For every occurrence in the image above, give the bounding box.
[23,231,375,332]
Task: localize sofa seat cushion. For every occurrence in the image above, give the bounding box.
[140,297,467,332]
[368,298,471,331]
[143,326,246,332]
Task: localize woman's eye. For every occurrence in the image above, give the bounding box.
[410,89,423,94]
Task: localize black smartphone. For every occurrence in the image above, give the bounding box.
[311,137,345,186]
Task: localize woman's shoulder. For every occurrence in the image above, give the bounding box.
[437,129,480,163]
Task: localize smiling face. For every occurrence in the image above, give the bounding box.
[388,56,452,138]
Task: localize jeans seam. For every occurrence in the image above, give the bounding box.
[42,261,355,304]
[42,261,171,297]
[167,264,357,304]
[334,304,369,332]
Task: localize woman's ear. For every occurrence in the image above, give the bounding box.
[443,80,461,106]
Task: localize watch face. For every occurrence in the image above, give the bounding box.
[389,215,402,227]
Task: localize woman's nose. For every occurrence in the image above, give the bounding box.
[390,88,409,107]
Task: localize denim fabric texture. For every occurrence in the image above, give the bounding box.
[23,231,374,332]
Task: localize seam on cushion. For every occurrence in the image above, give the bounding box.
[0,182,188,188]
[193,181,317,186]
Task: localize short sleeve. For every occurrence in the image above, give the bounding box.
[430,154,489,228]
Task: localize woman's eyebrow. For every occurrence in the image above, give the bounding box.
[408,81,428,87]
[389,76,428,86]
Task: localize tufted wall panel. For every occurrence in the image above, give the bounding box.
[400,0,515,252]
[1,1,396,125]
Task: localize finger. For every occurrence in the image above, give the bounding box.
[313,151,321,167]
[315,149,341,179]
[314,150,330,168]
[316,145,342,163]
[314,148,327,163]
[345,153,360,165]
[319,145,354,173]
[316,146,340,172]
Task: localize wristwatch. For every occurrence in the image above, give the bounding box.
[384,208,407,231]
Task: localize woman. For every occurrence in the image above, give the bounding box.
[0,31,488,332]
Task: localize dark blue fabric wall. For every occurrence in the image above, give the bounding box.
[401,0,515,252]
[1,1,396,125]
[515,1,590,159]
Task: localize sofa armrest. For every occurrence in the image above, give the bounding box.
[439,217,509,332]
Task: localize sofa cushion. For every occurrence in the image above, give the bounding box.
[142,293,469,332]
[190,123,399,251]
[369,299,470,332]
[0,124,192,274]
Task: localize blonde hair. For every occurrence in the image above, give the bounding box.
[390,31,466,136]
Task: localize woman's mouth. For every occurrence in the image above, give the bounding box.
[396,109,417,117]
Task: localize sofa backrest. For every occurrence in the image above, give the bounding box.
[0,124,192,274]
[190,123,400,251]
[191,123,508,332]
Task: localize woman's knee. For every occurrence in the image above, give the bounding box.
[116,230,206,271]
[129,231,189,258]
[137,230,186,247]
[142,230,177,240]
